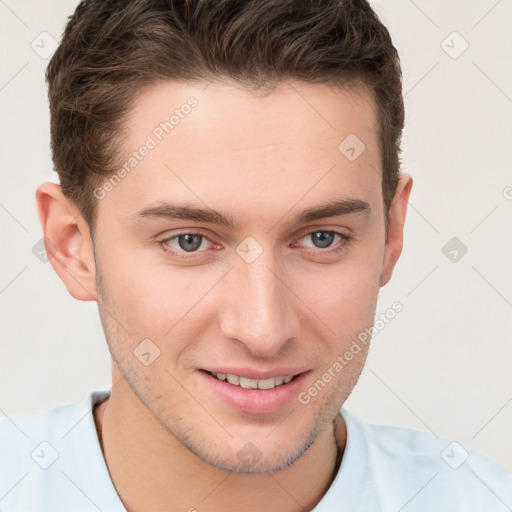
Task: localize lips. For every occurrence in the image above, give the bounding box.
[205,371,296,390]
[198,367,311,415]
[200,366,310,381]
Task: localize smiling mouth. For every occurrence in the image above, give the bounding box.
[203,370,300,390]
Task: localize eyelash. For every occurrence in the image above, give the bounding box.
[157,229,352,260]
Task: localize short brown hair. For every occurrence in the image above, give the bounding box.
[46,0,404,232]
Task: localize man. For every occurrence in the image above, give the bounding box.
[1,0,510,510]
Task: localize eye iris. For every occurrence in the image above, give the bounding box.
[312,231,334,249]
[178,234,202,252]
[173,232,338,252]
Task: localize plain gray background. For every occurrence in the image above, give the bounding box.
[1,0,511,472]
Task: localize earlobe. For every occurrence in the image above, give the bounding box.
[35,182,98,301]
[379,173,413,287]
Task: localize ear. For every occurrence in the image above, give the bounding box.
[379,173,413,287]
[35,182,98,301]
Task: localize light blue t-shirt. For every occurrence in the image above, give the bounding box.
[1,389,511,511]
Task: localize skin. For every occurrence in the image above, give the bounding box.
[36,79,412,512]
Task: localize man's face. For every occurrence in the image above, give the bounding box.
[92,79,391,472]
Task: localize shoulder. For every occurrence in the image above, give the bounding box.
[338,409,512,511]
[0,390,108,452]
[0,393,91,465]
[0,390,113,512]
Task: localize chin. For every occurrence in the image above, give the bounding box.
[200,448,304,474]
[185,423,319,474]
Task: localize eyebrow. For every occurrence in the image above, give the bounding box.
[131,198,371,229]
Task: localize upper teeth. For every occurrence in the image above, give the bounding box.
[213,372,295,389]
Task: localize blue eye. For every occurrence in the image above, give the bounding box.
[158,229,351,260]
[174,233,204,252]
[299,230,350,251]
[160,232,212,254]
[308,231,337,249]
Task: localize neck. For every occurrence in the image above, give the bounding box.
[94,381,346,512]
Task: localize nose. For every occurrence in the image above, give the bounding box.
[218,251,300,357]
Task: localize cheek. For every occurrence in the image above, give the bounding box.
[98,223,383,347]
[296,255,382,334]
[97,245,171,332]
[99,248,221,345]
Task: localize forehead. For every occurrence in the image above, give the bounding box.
[125,78,378,154]
[98,79,382,227]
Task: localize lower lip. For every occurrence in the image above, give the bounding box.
[198,370,310,415]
